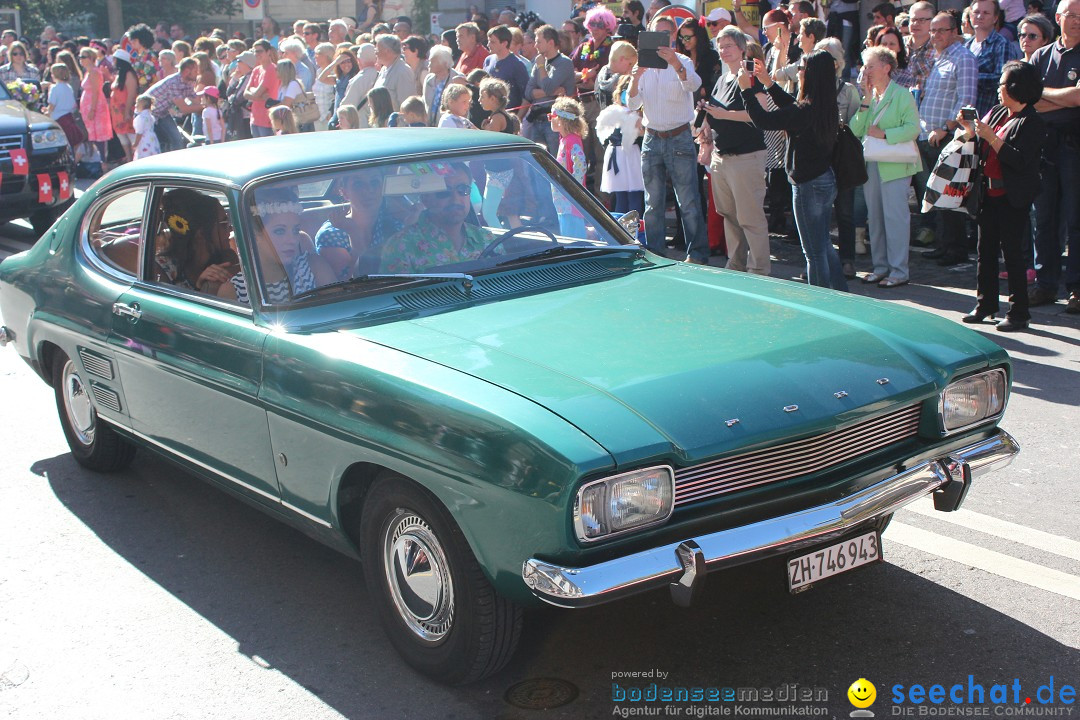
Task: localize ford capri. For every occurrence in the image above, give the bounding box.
[0,131,1018,683]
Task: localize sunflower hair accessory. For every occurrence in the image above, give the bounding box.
[167,214,191,235]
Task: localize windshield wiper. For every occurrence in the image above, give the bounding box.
[291,272,474,302]
[495,243,644,267]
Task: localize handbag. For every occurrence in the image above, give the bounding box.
[291,91,321,125]
[921,135,979,216]
[861,99,920,164]
[832,123,868,191]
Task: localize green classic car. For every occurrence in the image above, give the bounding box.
[0,130,1018,684]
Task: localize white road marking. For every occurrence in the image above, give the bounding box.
[887,522,1080,602]
[901,497,1080,562]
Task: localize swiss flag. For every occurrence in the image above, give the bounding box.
[10,148,28,175]
[57,172,71,200]
[37,174,53,204]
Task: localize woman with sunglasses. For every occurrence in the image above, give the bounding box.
[741,50,847,291]
[1017,13,1054,60]
[315,167,401,280]
[0,41,41,86]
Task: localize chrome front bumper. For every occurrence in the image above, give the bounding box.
[522,430,1019,608]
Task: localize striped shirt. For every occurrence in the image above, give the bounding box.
[626,53,701,131]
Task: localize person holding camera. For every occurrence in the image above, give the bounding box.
[741,50,847,291]
[959,60,1045,332]
[699,25,770,275]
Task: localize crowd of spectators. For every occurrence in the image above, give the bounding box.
[2,0,1077,328]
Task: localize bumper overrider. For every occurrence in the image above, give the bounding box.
[522,430,1019,608]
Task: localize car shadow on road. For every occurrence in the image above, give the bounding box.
[34,451,1080,720]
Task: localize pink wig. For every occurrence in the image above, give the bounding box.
[585,7,618,35]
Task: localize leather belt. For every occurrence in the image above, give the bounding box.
[646,123,690,139]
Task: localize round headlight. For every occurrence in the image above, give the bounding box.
[32,128,68,149]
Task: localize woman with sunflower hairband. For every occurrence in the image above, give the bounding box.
[154,189,239,296]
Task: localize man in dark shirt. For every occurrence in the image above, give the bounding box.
[700,26,771,275]
[483,25,529,112]
[1029,0,1080,311]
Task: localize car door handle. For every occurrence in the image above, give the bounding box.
[112,302,142,321]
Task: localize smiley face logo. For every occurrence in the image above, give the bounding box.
[848,678,876,709]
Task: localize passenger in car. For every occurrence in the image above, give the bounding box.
[153,189,239,295]
[220,188,336,305]
[379,163,494,273]
[314,167,401,281]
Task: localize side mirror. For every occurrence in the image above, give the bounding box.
[617,211,640,241]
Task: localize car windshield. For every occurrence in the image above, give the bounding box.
[243,149,634,306]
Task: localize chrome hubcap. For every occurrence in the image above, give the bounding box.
[383,509,454,644]
[62,360,95,446]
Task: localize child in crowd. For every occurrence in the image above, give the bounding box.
[549,96,588,237]
[337,104,360,130]
[438,84,476,129]
[596,73,645,217]
[269,105,298,135]
[200,86,225,144]
[132,94,160,160]
[389,96,428,127]
[366,86,394,128]
[479,78,520,134]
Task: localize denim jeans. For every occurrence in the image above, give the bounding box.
[153,116,185,153]
[1033,136,1080,294]
[792,167,847,291]
[526,117,560,157]
[641,129,708,262]
[250,123,274,138]
[835,186,856,261]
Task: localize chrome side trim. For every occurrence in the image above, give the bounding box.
[523,430,1018,608]
[281,500,333,528]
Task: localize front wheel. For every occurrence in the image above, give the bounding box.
[360,473,523,684]
[52,353,136,472]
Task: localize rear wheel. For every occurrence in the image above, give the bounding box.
[360,473,523,684]
[52,353,136,472]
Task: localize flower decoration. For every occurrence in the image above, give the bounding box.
[167,214,191,235]
[6,80,43,112]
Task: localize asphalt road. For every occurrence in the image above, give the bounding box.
[1,217,1078,720]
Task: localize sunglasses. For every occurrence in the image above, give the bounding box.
[433,183,471,199]
[11,50,25,56]
[1018,32,1041,39]
[679,34,696,40]
[303,30,318,35]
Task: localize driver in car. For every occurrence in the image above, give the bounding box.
[379,163,494,274]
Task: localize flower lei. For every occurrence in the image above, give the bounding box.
[578,36,612,63]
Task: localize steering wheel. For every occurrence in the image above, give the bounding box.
[479,224,560,259]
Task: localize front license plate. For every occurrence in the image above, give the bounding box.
[787,531,881,592]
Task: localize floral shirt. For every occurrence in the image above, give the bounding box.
[379,213,493,274]
[554,133,586,217]
[130,47,160,92]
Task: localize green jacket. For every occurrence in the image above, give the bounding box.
[851,81,922,183]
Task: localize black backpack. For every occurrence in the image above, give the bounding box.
[833,123,868,191]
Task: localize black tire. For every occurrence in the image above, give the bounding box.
[360,472,523,684]
[52,353,136,472]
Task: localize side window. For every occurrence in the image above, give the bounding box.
[147,186,239,299]
[85,186,149,277]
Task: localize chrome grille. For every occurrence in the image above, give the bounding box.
[90,383,122,413]
[674,404,922,507]
[78,348,114,380]
[0,134,24,162]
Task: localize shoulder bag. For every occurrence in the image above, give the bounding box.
[833,123,868,190]
[291,90,321,126]
[861,95,920,164]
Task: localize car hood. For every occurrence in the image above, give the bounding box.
[0,99,48,133]
[349,265,1000,466]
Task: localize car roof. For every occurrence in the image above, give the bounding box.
[108,129,536,187]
